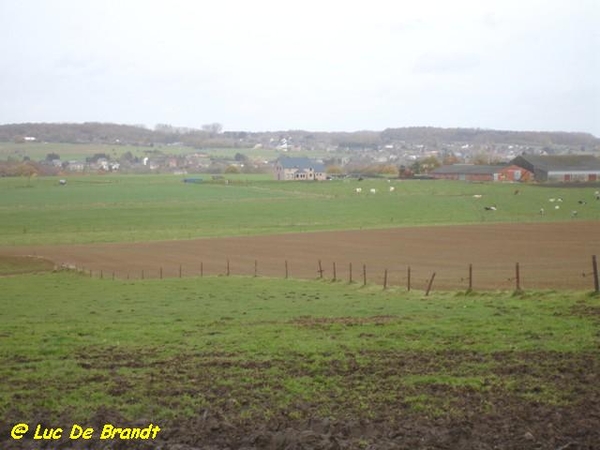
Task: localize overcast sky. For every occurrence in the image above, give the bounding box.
[0,0,598,135]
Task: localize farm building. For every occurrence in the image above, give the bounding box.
[510,154,600,182]
[430,164,532,182]
[274,157,327,181]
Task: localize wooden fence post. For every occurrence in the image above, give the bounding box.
[200,262,203,277]
[318,260,323,279]
[515,262,521,292]
[349,263,353,284]
[332,262,337,282]
[285,260,289,279]
[363,264,367,286]
[425,272,436,296]
[468,263,473,291]
[254,260,258,277]
[592,255,599,294]
[407,266,411,292]
[226,259,230,276]
[383,269,388,290]
[179,264,182,278]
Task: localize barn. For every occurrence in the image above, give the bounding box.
[430,164,532,182]
[274,157,327,181]
[510,155,600,182]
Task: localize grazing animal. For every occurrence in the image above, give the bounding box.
[370,188,377,194]
[549,198,556,202]
[539,208,545,216]
[473,194,482,199]
[389,186,395,192]
[557,197,563,202]
[355,187,362,193]
[571,210,578,218]
[484,205,497,211]
[555,205,560,210]
[59,179,67,186]
[578,200,587,205]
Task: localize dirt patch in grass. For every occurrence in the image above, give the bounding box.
[571,303,600,322]
[0,255,55,276]
[291,315,398,327]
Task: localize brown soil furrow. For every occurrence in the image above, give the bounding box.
[2,221,599,290]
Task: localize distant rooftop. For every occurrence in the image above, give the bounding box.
[276,156,325,172]
[431,164,507,175]
[512,154,600,171]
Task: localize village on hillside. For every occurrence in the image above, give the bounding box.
[1,123,599,183]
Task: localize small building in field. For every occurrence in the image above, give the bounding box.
[510,154,600,182]
[430,164,532,182]
[274,156,327,181]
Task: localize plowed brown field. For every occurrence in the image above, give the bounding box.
[3,221,599,290]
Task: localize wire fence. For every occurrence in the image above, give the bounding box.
[63,255,600,294]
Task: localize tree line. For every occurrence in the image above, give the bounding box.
[0,122,598,150]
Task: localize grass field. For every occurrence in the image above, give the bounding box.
[0,269,598,448]
[1,174,599,246]
[1,174,599,448]
[0,141,288,163]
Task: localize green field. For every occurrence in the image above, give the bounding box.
[1,174,599,448]
[0,141,289,163]
[0,270,598,447]
[2,174,599,246]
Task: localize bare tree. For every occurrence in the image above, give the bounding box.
[202,123,223,136]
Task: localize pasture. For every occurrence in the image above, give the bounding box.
[0,270,598,448]
[1,174,599,246]
[0,141,286,164]
[1,174,599,448]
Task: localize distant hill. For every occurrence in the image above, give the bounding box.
[0,122,598,149]
[0,122,156,146]
[380,127,599,147]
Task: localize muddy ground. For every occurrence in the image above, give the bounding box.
[1,349,598,449]
[0,349,600,450]
[3,221,600,290]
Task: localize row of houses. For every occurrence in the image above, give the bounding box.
[274,155,600,183]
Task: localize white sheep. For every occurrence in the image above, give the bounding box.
[355,187,362,193]
[389,186,395,192]
[370,188,377,194]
